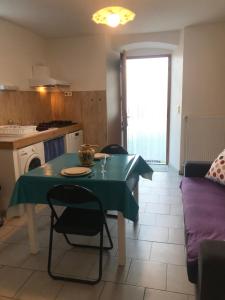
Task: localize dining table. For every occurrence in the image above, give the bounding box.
[10,153,153,266]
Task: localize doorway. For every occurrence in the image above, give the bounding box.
[125,55,170,164]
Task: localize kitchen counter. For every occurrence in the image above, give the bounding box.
[0,124,82,150]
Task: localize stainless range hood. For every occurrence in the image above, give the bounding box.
[0,84,18,91]
[29,77,70,87]
[29,65,70,88]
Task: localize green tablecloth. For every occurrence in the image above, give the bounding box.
[10,154,153,221]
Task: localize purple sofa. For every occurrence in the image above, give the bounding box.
[181,161,225,288]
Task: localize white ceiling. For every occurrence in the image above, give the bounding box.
[0,0,225,38]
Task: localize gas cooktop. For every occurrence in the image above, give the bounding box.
[36,120,77,131]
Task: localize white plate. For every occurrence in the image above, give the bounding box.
[61,167,91,176]
[94,153,110,160]
[63,167,90,175]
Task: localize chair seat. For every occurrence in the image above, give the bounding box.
[54,207,104,236]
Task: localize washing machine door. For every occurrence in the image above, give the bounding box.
[24,154,42,173]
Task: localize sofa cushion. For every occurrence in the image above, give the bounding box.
[206,149,225,186]
[180,177,225,282]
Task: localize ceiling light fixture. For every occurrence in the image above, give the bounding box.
[92,6,135,28]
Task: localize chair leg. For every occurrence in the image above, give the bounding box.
[97,229,103,282]
[48,227,104,284]
[47,222,54,278]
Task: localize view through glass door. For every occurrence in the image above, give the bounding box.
[125,56,170,164]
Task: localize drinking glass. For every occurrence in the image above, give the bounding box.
[101,154,107,175]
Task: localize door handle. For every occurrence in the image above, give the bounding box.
[121,120,128,129]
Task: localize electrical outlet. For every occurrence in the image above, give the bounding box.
[64,91,72,97]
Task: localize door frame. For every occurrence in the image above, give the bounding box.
[120,51,127,149]
[121,54,171,164]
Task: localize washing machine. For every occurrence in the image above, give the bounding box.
[0,142,45,218]
[18,142,45,174]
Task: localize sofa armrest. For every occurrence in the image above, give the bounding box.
[198,240,225,300]
[184,161,211,177]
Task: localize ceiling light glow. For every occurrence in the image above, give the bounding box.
[107,13,121,28]
[92,6,135,28]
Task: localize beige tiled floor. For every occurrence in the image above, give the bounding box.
[0,168,196,299]
[126,260,167,289]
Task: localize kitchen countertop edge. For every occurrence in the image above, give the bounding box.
[0,124,82,150]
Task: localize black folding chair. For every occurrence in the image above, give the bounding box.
[47,184,113,284]
[100,144,128,155]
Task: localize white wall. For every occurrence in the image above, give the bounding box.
[180,21,225,167]
[46,35,107,91]
[182,22,225,116]
[169,32,184,170]
[0,18,107,92]
[111,31,180,51]
[127,48,173,57]
[0,18,46,90]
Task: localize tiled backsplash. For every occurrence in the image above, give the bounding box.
[0,90,107,147]
[0,91,52,125]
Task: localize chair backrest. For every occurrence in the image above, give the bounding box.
[47,185,103,219]
[100,144,128,155]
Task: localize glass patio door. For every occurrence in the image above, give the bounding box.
[126,56,170,164]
